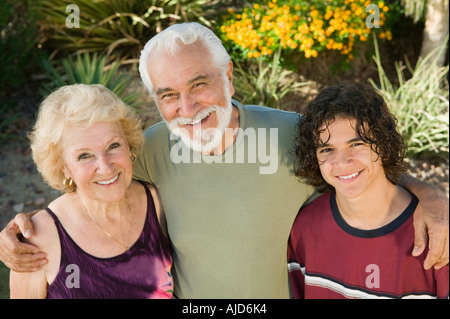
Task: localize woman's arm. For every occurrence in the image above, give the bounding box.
[10,264,48,298]
[0,211,47,272]
[9,210,57,298]
[398,174,449,270]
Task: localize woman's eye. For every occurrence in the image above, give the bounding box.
[109,142,120,150]
[78,153,90,160]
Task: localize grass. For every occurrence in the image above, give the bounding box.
[0,262,9,299]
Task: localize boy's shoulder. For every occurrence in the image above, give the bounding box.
[294,192,333,226]
[301,192,332,212]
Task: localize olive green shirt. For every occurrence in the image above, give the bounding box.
[133,101,314,298]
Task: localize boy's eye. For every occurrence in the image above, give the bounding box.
[319,148,332,153]
[351,142,365,147]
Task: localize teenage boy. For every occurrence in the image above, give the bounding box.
[288,83,449,299]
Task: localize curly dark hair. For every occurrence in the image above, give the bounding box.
[293,82,410,193]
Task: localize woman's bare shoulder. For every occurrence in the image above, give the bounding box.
[27,209,58,248]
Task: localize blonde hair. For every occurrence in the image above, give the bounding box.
[29,84,144,192]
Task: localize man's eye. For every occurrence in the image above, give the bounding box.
[193,82,206,88]
[191,82,209,93]
[161,92,176,100]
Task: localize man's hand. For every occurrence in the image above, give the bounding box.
[0,212,47,272]
[412,189,449,270]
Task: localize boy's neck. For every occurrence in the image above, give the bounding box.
[335,181,412,230]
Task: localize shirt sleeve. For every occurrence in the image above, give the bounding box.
[434,265,449,299]
[287,235,305,299]
[132,124,163,185]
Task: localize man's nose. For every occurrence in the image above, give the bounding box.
[178,92,198,118]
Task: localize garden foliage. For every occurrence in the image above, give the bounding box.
[232,48,308,109]
[218,0,393,63]
[37,0,210,63]
[41,53,142,108]
[370,38,449,159]
[0,0,42,92]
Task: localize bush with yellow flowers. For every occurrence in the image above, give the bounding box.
[218,0,393,62]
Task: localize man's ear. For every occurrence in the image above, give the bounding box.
[227,60,235,96]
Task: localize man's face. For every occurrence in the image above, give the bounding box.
[146,42,235,154]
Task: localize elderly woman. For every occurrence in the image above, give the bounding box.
[9,84,173,299]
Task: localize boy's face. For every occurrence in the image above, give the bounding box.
[316,116,387,200]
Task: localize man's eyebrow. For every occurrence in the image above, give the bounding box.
[187,74,213,85]
[156,87,173,97]
[155,74,213,97]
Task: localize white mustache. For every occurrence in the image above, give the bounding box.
[170,107,216,126]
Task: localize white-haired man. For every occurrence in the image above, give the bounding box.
[0,22,448,298]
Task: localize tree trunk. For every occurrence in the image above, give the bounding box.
[420,0,449,66]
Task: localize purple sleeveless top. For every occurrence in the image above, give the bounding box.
[45,182,173,299]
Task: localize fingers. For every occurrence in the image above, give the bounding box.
[435,233,449,269]
[412,213,427,257]
[1,220,36,252]
[0,218,47,272]
[422,219,449,270]
[14,211,38,239]
[9,252,48,273]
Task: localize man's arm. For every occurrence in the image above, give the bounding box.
[0,212,47,272]
[398,174,449,270]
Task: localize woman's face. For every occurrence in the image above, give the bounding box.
[61,121,133,203]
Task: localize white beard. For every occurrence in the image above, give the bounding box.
[164,83,233,154]
[167,102,232,154]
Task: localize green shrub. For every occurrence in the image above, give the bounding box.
[37,0,211,64]
[232,48,308,109]
[0,0,44,143]
[0,0,43,92]
[41,53,142,108]
[370,37,449,159]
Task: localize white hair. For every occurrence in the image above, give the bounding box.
[139,22,231,97]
